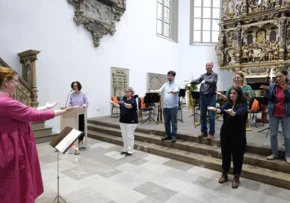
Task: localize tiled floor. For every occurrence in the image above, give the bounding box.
[36,138,289,203]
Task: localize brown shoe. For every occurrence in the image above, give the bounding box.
[198,133,207,138]
[218,173,228,184]
[207,134,213,140]
[232,175,240,189]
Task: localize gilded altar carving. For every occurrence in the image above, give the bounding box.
[68,0,126,47]
[217,0,290,75]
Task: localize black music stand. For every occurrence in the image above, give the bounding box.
[140,93,160,125]
[178,89,186,122]
[50,127,83,203]
[189,91,200,117]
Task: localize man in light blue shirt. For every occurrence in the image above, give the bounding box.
[151,71,180,143]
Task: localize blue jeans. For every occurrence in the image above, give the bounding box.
[269,115,290,157]
[200,94,216,136]
[163,107,178,138]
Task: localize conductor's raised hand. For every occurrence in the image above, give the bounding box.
[63,106,75,112]
[45,101,59,109]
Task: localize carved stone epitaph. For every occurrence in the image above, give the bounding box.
[68,0,126,47]
[147,73,168,92]
[217,0,290,76]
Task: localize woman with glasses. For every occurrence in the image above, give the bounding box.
[217,71,253,102]
[261,70,290,164]
[110,87,138,156]
[69,81,89,146]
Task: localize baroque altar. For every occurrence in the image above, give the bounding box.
[216,0,290,77]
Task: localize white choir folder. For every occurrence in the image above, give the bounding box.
[50,126,83,154]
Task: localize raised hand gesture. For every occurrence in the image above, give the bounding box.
[207,106,216,111]
[260,85,269,90]
[45,101,59,109]
[281,84,290,91]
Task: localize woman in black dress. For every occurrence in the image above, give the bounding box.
[208,86,248,189]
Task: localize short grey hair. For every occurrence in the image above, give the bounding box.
[206,61,214,67]
[126,86,135,95]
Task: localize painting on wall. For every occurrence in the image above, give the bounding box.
[111,67,129,98]
[146,72,167,92]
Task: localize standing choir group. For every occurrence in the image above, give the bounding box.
[0,63,290,202]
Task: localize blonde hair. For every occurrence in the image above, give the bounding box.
[0,67,18,85]
[234,71,246,86]
[126,87,135,95]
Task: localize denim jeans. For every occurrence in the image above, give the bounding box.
[269,115,290,157]
[163,107,178,138]
[199,94,216,135]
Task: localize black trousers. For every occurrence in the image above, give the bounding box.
[78,114,85,141]
[220,132,245,175]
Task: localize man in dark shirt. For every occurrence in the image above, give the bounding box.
[190,61,218,140]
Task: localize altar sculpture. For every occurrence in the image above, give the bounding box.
[216,0,290,76]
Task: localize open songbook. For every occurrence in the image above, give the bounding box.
[50,126,83,153]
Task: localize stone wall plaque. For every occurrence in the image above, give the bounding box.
[146,72,168,92]
[68,0,126,47]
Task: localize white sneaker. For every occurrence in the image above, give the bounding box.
[285,157,290,164]
[266,154,278,160]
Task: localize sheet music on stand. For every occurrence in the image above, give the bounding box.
[50,126,83,154]
[49,126,83,203]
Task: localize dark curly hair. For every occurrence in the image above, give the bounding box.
[71,81,82,91]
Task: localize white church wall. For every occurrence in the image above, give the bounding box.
[0,0,233,131]
[0,0,181,131]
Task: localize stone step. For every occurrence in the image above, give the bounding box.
[87,123,290,174]
[87,119,285,157]
[31,121,45,130]
[35,132,58,144]
[87,129,290,190]
[33,127,53,138]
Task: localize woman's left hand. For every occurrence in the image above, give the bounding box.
[282,84,290,91]
[224,109,234,114]
[45,101,59,109]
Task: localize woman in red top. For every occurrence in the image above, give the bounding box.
[261,70,290,164]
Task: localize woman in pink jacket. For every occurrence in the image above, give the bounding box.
[0,67,73,203]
